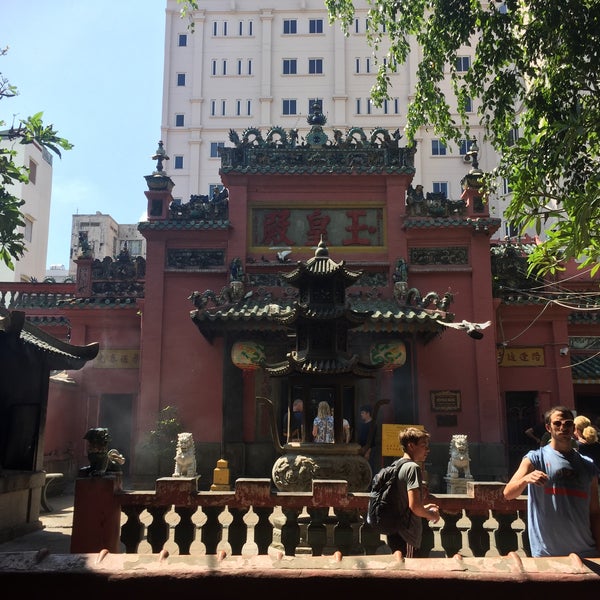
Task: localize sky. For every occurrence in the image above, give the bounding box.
[1,1,167,269]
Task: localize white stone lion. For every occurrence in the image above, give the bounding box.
[446,434,473,479]
[173,432,197,477]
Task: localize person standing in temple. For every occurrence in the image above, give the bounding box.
[282,398,304,443]
[358,405,377,471]
[312,401,334,443]
[504,405,600,558]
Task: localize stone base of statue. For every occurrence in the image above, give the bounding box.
[445,475,473,494]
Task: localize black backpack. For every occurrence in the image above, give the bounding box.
[366,458,411,534]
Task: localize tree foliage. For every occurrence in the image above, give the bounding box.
[179,1,600,275]
[0,48,72,270]
[327,0,600,276]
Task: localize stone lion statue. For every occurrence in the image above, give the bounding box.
[173,432,197,477]
[446,434,473,479]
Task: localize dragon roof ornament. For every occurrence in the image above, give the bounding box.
[220,105,417,176]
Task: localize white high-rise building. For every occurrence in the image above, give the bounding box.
[0,139,53,282]
[161,0,515,239]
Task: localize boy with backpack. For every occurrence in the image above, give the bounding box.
[367,427,440,557]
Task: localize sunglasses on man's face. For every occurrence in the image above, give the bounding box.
[551,420,574,429]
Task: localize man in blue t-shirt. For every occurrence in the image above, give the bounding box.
[504,405,600,558]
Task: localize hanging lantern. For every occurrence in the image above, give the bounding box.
[231,341,266,371]
[370,341,406,371]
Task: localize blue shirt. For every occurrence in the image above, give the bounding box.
[525,445,598,558]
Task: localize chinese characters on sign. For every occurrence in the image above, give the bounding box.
[252,207,384,248]
[94,349,140,369]
[430,390,461,412]
[497,347,545,367]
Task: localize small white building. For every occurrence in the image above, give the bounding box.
[0,139,53,282]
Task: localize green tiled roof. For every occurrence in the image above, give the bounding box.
[571,353,600,383]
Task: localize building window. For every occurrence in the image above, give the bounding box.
[365,58,371,73]
[24,216,33,242]
[283,99,297,115]
[394,98,399,114]
[356,98,361,114]
[246,100,251,116]
[175,114,185,127]
[174,156,184,169]
[308,98,323,113]
[236,100,241,116]
[431,139,447,155]
[178,34,187,47]
[212,60,217,76]
[355,58,360,74]
[124,240,142,256]
[459,139,469,155]
[456,56,471,72]
[308,58,323,74]
[354,18,360,34]
[237,59,242,75]
[309,19,323,34]
[283,59,297,75]
[221,100,226,116]
[433,182,448,197]
[238,21,243,36]
[210,142,225,158]
[283,19,297,34]
[222,60,227,76]
[508,127,519,146]
[383,99,389,114]
[28,159,37,184]
[464,97,473,113]
[503,178,513,195]
[213,21,218,36]
[248,21,253,36]
[223,22,228,36]
[177,73,186,86]
[505,221,518,237]
[247,59,252,75]
[210,100,216,116]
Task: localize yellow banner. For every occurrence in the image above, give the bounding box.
[94,349,140,369]
[498,347,545,367]
[381,423,425,457]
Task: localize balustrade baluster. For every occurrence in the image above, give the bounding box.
[173,506,196,554]
[253,507,273,554]
[281,508,301,556]
[306,507,328,556]
[146,506,170,553]
[121,506,145,553]
[439,510,462,557]
[332,508,360,555]
[420,517,435,556]
[466,511,489,556]
[201,506,223,554]
[228,507,249,555]
[359,521,387,554]
[493,511,523,556]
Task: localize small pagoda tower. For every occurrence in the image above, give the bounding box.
[265,238,383,492]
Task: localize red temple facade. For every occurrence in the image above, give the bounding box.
[3,114,600,492]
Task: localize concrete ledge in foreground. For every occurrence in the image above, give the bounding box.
[0,551,598,598]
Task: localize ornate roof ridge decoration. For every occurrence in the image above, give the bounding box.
[220,103,416,176]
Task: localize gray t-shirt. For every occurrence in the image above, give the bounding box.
[391,460,423,547]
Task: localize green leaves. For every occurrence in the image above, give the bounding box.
[326,0,600,275]
[1,54,72,270]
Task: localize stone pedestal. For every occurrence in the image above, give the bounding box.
[444,476,472,494]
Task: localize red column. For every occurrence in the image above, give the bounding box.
[70,476,122,553]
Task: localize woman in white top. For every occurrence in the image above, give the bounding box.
[312,401,334,443]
